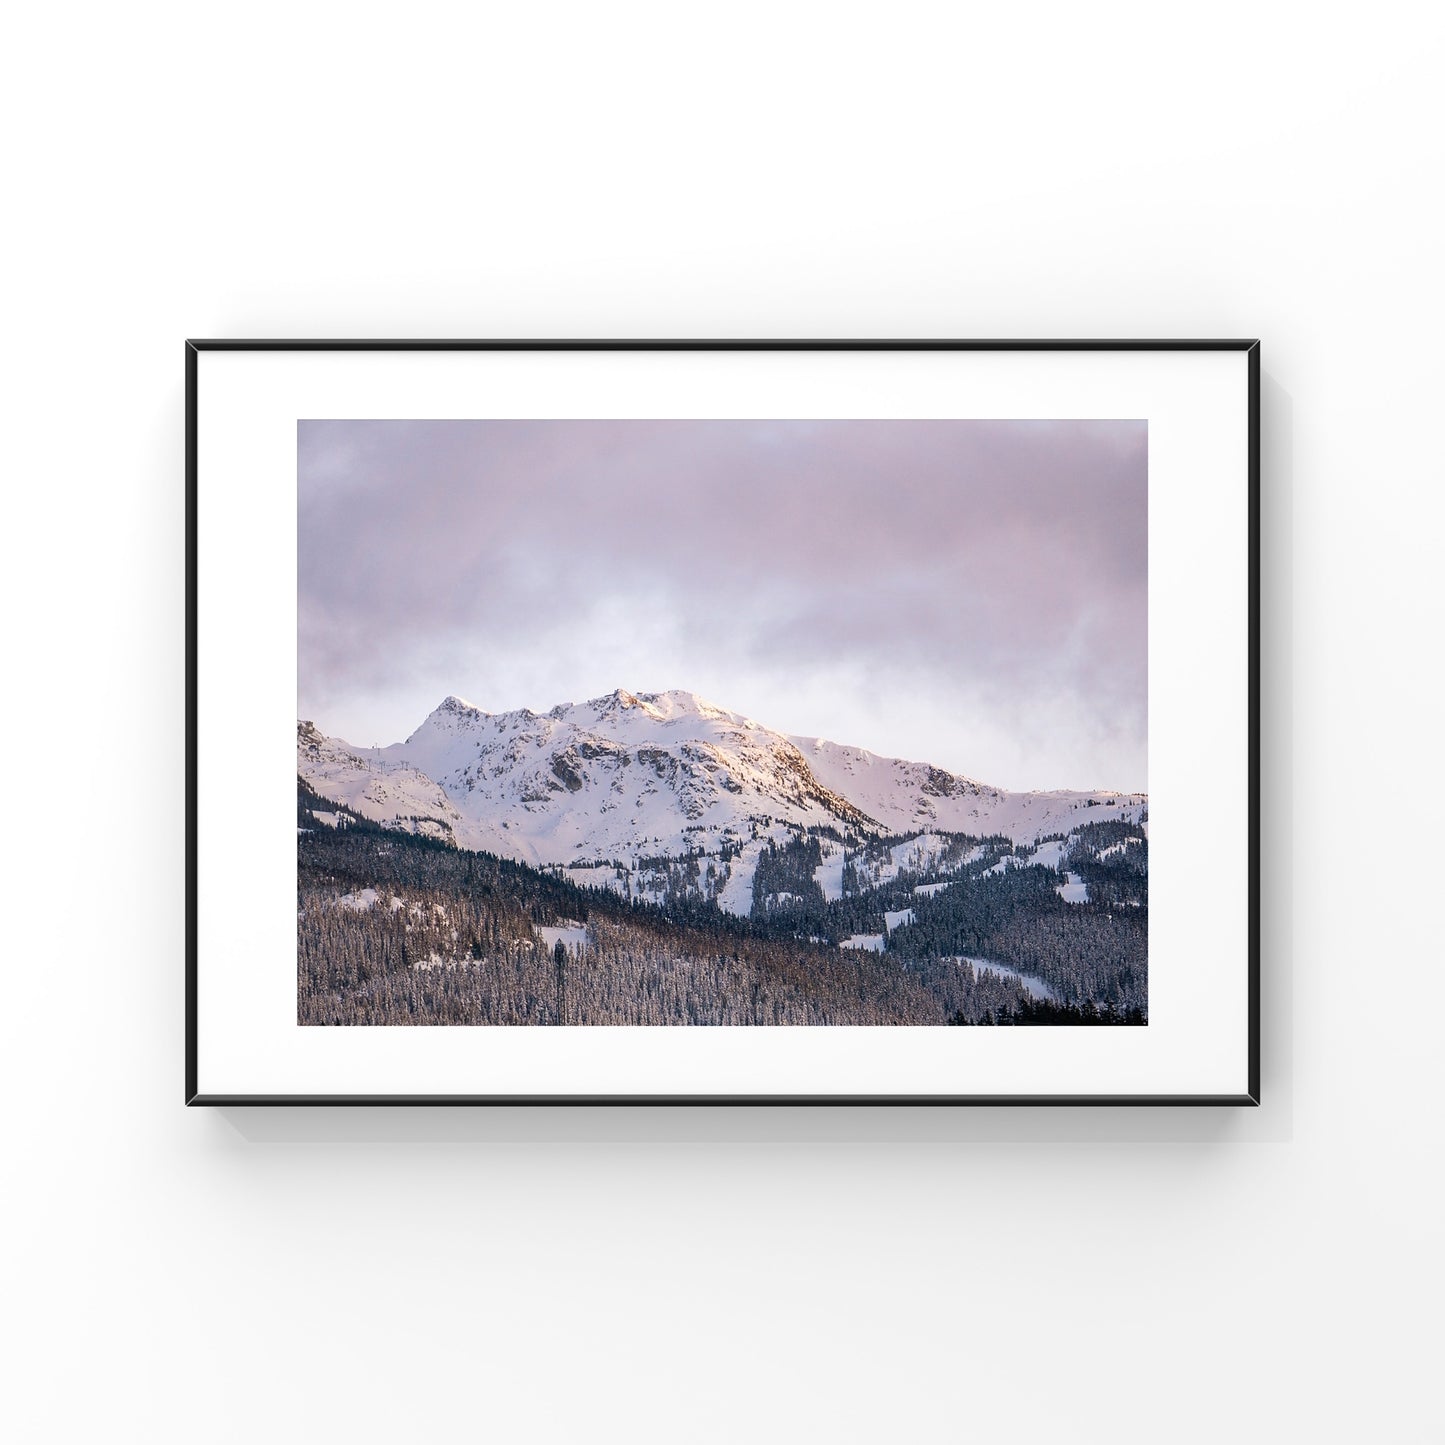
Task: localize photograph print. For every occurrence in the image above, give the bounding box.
[297,418,1148,1028]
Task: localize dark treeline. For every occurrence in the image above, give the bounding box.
[298,785,1029,1026]
[744,824,1147,1015]
[297,782,1146,1025]
[951,998,1147,1027]
[1064,819,1149,909]
[887,869,1147,1014]
[300,905,1032,1027]
[751,834,828,915]
[750,831,1012,942]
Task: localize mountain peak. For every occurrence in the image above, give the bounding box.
[630,688,748,725]
[438,694,486,717]
[595,687,648,711]
[402,694,490,747]
[581,687,715,723]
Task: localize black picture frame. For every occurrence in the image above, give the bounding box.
[186,338,1260,1107]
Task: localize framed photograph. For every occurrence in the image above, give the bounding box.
[187,339,1259,1105]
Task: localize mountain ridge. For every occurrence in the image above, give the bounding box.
[298,687,1146,902]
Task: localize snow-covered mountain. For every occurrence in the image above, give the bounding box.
[297,720,468,843]
[298,688,1145,906]
[790,736,1142,839]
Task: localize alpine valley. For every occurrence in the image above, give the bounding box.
[298,689,1149,1027]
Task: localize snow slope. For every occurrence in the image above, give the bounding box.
[790,734,1145,839]
[298,688,1148,913]
[297,721,471,844]
[302,689,875,868]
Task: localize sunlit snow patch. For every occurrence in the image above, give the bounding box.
[335,888,379,910]
[717,839,766,917]
[1055,874,1090,904]
[813,842,846,902]
[537,922,589,953]
[1027,838,1067,870]
[959,956,1057,1002]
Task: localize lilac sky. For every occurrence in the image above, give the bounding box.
[299,419,1147,792]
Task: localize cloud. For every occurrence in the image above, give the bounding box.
[298,419,1146,789]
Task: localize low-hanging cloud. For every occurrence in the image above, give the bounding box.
[299,419,1147,791]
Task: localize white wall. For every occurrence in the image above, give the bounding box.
[6,3,1440,1441]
